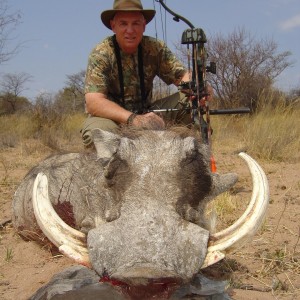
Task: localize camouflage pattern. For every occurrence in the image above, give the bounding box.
[85,35,186,110]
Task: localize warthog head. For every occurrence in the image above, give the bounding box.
[13,129,269,289]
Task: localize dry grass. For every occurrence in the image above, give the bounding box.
[1,93,299,162]
[243,105,300,162]
[0,112,85,151]
[206,192,239,233]
[212,100,300,162]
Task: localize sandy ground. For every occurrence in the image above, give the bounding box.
[0,139,299,300]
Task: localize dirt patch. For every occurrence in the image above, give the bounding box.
[0,140,299,299]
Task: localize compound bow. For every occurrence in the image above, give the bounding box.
[155,0,249,171]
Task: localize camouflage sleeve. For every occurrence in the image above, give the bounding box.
[84,43,110,94]
[157,41,187,85]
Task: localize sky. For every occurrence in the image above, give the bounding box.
[0,0,300,101]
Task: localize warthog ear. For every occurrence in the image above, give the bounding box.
[92,129,121,160]
[210,172,238,198]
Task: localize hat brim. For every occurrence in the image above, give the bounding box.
[101,9,156,29]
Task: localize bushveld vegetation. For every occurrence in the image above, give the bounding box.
[1,89,298,161]
[212,91,300,162]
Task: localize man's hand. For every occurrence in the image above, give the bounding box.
[179,82,195,97]
[131,112,165,130]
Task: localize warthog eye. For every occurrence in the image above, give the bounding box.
[104,155,130,189]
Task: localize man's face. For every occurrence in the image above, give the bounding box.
[110,12,146,54]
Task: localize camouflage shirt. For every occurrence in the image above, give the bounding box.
[85,35,186,111]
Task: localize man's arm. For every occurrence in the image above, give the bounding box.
[85,92,165,129]
[180,71,191,83]
[85,92,131,124]
[173,71,191,86]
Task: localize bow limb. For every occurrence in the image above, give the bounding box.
[156,0,195,29]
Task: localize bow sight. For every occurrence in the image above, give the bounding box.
[180,27,216,97]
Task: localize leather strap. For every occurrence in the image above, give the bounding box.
[112,35,146,111]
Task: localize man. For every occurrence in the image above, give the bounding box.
[82,0,192,147]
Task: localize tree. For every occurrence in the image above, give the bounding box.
[54,70,85,112]
[53,87,84,114]
[0,72,32,113]
[0,94,30,115]
[206,28,293,110]
[65,70,85,97]
[289,86,300,99]
[0,0,22,64]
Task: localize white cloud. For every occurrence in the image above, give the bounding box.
[280,13,300,30]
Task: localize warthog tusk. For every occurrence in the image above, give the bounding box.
[201,152,269,268]
[32,173,90,266]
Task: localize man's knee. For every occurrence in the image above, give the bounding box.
[81,116,119,147]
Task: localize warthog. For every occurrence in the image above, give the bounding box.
[12,128,269,299]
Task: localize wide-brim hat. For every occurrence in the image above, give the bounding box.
[101,0,156,30]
